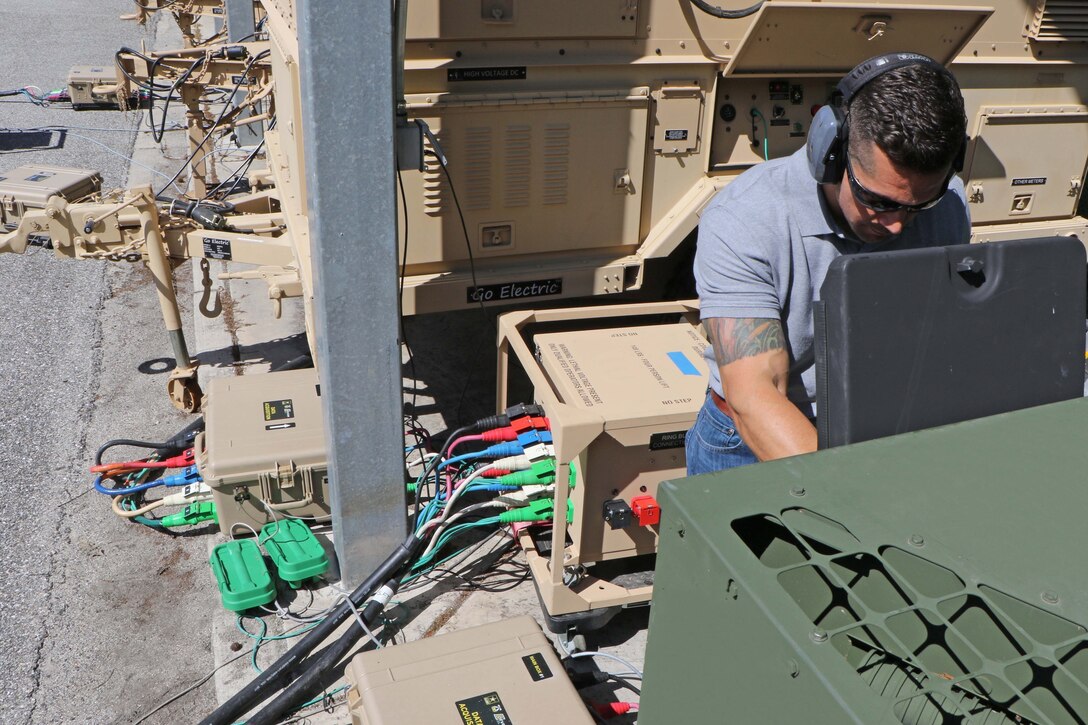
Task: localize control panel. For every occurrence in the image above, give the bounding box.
[710,77,837,170]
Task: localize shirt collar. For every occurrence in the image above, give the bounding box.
[787,148,870,248]
[786,147,854,241]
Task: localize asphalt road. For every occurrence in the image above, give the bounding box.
[0,4,218,722]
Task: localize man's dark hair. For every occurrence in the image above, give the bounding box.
[847,62,966,173]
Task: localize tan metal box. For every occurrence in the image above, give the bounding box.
[197,368,331,535]
[67,65,121,108]
[345,616,593,725]
[497,301,707,621]
[533,321,708,566]
[0,165,101,229]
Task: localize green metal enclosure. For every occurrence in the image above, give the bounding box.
[641,398,1088,724]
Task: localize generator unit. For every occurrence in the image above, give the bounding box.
[389,0,1088,315]
[497,300,707,633]
[640,396,1088,724]
[196,368,331,536]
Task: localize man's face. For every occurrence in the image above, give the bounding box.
[832,139,952,244]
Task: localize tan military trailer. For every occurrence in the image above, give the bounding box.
[2,1,1084,376]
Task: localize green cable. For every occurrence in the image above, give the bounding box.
[750,108,770,161]
[404,529,509,583]
[236,615,323,674]
[291,684,350,716]
[413,517,502,570]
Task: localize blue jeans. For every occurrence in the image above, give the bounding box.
[686,393,759,476]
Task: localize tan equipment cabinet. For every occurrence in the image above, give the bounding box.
[345,616,593,725]
[497,300,707,630]
[389,0,1088,314]
[0,165,100,231]
[196,368,331,535]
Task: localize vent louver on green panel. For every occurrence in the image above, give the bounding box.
[733,511,1088,724]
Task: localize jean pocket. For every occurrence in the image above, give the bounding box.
[694,404,742,453]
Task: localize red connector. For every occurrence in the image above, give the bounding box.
[630,495,660,527]
[591,701,638,718]
[481,426,519,443]
[510,415,535,434]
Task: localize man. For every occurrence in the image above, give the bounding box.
[687,53,971,475]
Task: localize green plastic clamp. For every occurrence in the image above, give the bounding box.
[209,539,276,612]
[499,458,558,487]
[498,497,574,524]
[160,501,217,528]
[259,519,329,589]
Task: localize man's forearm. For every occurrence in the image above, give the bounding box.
[727,384,816,461]
[703,316,816,461]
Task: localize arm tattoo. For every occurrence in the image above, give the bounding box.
[703,317,785,367]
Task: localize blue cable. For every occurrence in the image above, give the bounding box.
[437,442,522,472]
[431,441,521,494]
[94,465,202,496]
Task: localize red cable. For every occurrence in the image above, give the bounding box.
[90,448,194,474]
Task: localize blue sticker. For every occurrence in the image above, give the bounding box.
[667,351,700,376]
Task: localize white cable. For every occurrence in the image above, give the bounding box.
[565,650,645,679]
[333,591,384,648]
[59,130,186,194]
[437,466,496,525]
[257,497,286,539]
[1,123,185,134]
[229,522,260,540]
[406,452,438,470]
[418,501,509,560]
[413,465,494,539]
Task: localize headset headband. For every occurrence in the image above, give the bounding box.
[837,52,947,105]
[807,52,966,183]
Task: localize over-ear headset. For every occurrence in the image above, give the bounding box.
[807,52,967,184]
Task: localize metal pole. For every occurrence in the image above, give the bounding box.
[297,0,406,582]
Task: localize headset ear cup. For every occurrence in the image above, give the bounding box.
[807,104,846,184]
[953,134,967,173]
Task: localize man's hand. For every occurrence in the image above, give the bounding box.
[704,317,816,461]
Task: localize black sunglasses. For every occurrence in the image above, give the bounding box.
[846,157,951,213]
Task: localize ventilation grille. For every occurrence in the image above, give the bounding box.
[542,123,571,206]
[1027,1,1088,42]
[504,125,531,208]
[462,126,492,211]
[423,122,570,215]
[421,131,449,217]
[734,509,1088,724]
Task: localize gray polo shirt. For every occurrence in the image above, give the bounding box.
[696,147,970,417]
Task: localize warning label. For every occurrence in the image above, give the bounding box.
[632,344,671,392]
[455,691,514,725]
[547,342,602,408]
[263,399,294,421]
